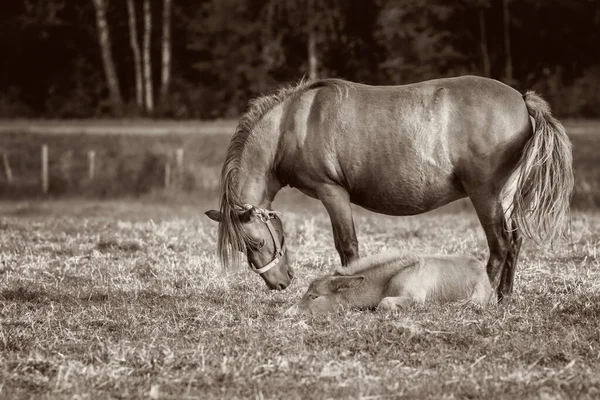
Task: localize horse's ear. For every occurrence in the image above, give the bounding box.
[332,275,365,291]
[205,210,222,222]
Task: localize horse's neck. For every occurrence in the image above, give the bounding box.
[236,113,284,208]
[236,172,279,209]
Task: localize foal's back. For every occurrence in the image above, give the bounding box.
[385,254,491,304]
[337,251,493,307]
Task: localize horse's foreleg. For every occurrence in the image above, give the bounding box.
[317,185,359,266]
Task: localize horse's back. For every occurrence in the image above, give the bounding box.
[287,76,532,215]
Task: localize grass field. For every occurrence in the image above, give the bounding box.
[1,197,599,399]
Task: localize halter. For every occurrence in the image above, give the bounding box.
[241,204,286,275]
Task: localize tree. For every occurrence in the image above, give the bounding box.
[126,0,143,109]
[160,0,173,102]
[142,0,154,113]
[502,0,513,84]
[376,0,462,84]
[2,0,600,118]
[265,0,344,80]
[91,0,123,115]
[478,2,491,77]
[187,0,268,116]
[21,0,65,28]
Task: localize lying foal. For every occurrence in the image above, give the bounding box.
[285,250,494,315]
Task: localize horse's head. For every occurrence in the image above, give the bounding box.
[205,205,294,290]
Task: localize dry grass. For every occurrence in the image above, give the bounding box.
[0,199,599,399]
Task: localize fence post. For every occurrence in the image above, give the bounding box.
[41,144,49,194]
[176,148,184,175]
[164,161,171,189]
[175,148,184,188]
[88,150,96,180]
[2,152,13,185]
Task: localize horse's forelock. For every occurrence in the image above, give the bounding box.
[217,165,262,270]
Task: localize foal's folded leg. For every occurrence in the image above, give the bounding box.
[377,296,414,311]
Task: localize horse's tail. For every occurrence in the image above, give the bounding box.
[509,91,574,243]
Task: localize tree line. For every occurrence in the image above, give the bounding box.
[0,0,599,119]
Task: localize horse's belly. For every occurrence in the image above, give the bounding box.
[349,173,465,216]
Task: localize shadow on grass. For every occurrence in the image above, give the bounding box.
[0,285,178,306]
[96,237,143,253]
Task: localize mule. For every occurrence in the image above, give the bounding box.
[284,250,493,315]
[205,76,573,298]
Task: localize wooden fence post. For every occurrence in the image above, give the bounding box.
[164,161,171,189]
[175,147,184,188]
[88,150,96,180]
[175,148,183,175]
[41,144,49,193]
[2,152,13,185]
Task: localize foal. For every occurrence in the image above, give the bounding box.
[285,250,493,315]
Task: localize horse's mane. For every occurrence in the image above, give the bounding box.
[333,249,422,276]
[217,78,350,269]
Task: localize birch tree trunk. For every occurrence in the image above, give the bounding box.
[160,0,172,102]
[479,8,491,77]
[126,0,143,108]
[143,0,154,113]
[91,0,123,115]
[308,29,318,80]
[502,0,513,84]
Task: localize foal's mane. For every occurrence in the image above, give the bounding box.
[217,78,350,269]
[333,250,422,276]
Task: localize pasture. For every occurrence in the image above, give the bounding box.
[1,196,599,399]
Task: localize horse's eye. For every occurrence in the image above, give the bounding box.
[308,293,319,300]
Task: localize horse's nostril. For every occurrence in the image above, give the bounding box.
[277,284,285,291]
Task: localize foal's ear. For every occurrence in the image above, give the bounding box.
[205,210,222,222]
[333,275,365,291]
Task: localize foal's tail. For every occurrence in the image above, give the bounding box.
[509,91,574,243]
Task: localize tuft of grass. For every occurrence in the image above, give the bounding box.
[0,200,599,399]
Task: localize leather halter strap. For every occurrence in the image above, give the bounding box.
[242,204,286,275]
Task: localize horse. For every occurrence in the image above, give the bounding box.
[205,75,573,299]
[284,250,493,316]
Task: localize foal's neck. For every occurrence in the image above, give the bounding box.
[342,263,412,309]
[356,259,416,289]
[236,107,285,209]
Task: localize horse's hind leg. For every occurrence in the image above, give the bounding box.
[468,191,511,301]
[499,220,523,296]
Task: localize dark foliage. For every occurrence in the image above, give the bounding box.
[0,0,599,118]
